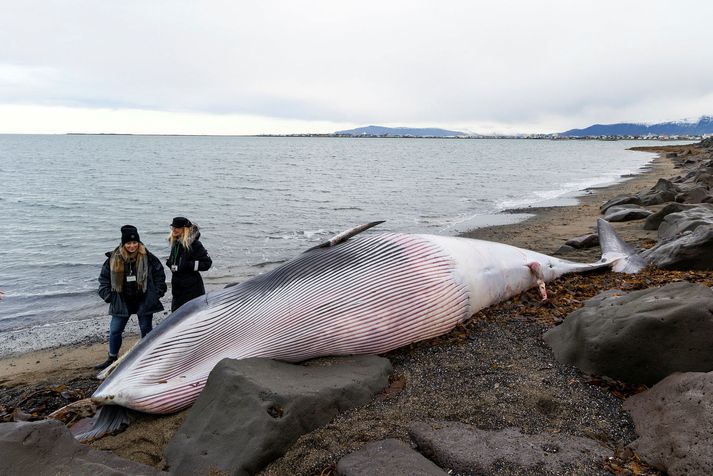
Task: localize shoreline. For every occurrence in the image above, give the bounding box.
[459,149,677,256]
[0,147,666,361]
[0,147,676,384]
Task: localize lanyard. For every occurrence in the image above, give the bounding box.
[170,242,181,265]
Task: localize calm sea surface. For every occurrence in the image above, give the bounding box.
[0,135,683,333]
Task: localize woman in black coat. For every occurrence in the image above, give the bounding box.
[166,217,213,312]
[96,225,167,370]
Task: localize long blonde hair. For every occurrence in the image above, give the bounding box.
[110,243,148,292]
[168,227,192,250]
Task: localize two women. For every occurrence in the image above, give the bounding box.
[96,225,167,370]
[96,219,213,369]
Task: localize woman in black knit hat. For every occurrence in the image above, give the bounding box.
[95,225,167,370]
[167,217,212,312]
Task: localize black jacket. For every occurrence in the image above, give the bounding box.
[98,250,167,317]
[167,230,212,311]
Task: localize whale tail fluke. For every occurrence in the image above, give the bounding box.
[597,218,646,273]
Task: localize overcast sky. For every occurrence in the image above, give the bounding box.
[1,0,712,135]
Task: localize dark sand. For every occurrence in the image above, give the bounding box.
[2,142,709,475]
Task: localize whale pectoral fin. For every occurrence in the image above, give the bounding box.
[527,262,548,301]
[73,405,132,442]
[305,221,385,252]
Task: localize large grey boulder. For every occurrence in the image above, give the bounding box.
[600,194,641,213]
[565,233,599,249]
[624,372,713,475]
[638,178,680,206]
[675,185,710,204]
[602,205,653,222]
[408,421,610,475]
[165,356,392,476]
[643,202,700,230]
[336,439,446,476]
[0,419,158,476]
[657,205,713,239]
[544,282,713,385]
[644,225,713,270]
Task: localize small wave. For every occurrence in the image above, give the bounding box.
[333,206,363,211]
[7,289,96,300]
[251,259,288,269]
[1,261,96,272]
[303,229,328,239]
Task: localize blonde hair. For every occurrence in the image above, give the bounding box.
[168,227,192,250]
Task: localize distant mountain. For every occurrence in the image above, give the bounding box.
[561,116,713,137]
[335,125,465,137]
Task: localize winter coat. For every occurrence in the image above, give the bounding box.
[98,250,167,317]
[166,227,212,311]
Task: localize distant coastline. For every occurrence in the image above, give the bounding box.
[63,132,702,141]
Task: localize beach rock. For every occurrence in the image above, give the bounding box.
[165,355,392,476]
[656,205,713,239]
[554,244,576,255]
[602,205,653,222]
[336,438,446,475]
[688,171,713,188]
[564,233,599,249]
[675,185,710,204]
[643,203,700,230]
[638,178,680,206]
[0,419,158,475]
[600,194,641,213]
[408,421,610,475]
[644,225,713,270]
[544,282,713,385]
[624,371,713,475]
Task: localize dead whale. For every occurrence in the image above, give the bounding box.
[79,219,642,438]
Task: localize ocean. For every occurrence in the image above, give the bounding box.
[0,135,683,343]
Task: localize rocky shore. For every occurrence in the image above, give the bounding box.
[2,139,713,475]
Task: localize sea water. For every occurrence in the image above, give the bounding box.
[0,135,682,336]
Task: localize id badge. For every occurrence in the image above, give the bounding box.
[126,275,137,282]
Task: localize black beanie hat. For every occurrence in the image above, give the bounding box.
[121,225,141,245]
[171,216,192,228]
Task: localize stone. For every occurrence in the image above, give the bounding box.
[624,371,713,475]
[409,421,610,475]
[336,438,446,475]
[544,282,713,385]
[637,178,680,206]
[165,355,392,476]
[675,185,710,204]
[656,205,713,239]
[644,225,713,270]
[564,233,599,249]
[600,195,641,213]
[0,419,158,476]
[603,205,653,222]
[643,203,699,230]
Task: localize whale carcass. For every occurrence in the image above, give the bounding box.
[90,219,643,417]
